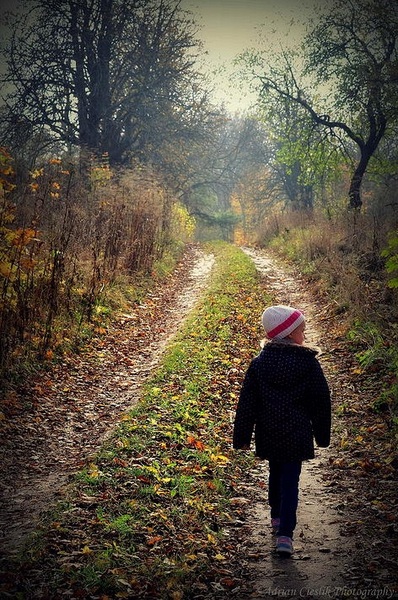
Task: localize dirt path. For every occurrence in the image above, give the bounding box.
[237,247,397,599]
[236,249,347,598]
[0,245,215,557]
[1,245,397,599]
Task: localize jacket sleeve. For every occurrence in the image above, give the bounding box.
[307,358,331,448]
[233,360,259,449]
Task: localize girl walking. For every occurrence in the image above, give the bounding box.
[233,305,331,556]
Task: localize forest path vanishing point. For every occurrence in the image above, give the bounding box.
[1,245,397,598]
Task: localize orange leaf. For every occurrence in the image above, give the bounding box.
[147,536,162,546]
[187,435,205,451]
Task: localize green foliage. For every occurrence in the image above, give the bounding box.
[242,0,398,209]
[256,73,343,209]
[382,231,398,288]
[347,320,398,421]
[347,321,386,368]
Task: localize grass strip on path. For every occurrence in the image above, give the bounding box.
[4,242,271,600]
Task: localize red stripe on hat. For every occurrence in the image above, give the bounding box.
[267,310,302,338]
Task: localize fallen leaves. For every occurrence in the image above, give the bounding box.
[1,243,398,599]
[0,243,263,599]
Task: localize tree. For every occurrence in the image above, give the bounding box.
[249,0,398,210]
[0,0,207,166]
[254,53,343,212]
[179,114,272,229]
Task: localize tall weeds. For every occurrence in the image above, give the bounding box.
[252,204,398,434]
[255,208,398,320]
[0,150,193,385]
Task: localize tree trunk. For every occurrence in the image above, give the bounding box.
[348,133,383,210]
[348,162,365,210]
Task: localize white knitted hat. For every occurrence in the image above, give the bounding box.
[262,305,305,340]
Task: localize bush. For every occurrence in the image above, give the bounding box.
[0,151,192,385]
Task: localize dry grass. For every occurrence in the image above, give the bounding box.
[253,207,398,324]
[0,156,194,384]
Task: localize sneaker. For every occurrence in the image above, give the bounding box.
[271,518,280,534]
[276,536,293,556]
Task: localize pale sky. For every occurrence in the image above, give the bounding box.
[181,0,319,112]
[0,0,320,112]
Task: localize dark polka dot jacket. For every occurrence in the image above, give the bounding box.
[233,341,331,461]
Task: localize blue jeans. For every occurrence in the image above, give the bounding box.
[268,460,302,539]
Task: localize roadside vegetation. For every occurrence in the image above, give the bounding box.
[0,148,195,392]
[1,243,269,598]
[251,207,398,454]
[1,0,398,592]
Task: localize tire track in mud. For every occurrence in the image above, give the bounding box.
[0,246,215,558]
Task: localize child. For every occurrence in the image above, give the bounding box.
[233,305,331,556]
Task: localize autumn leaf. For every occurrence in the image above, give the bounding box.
[94,326,107,335]
[187,435,205,451]
[209,452,230,464]
[87,463,100,478]
[11,228,37,249]
[0,261,12,278]
[147,536,162,546]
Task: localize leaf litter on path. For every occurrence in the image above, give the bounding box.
[0,244,397,599]
[0,245,215,557]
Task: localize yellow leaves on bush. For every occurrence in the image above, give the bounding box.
[11,227,37,249]
[0,227,39,281]
[91,165,112,186]
[30,168,44,180]
[0,262,12,278]
[0,147,15,193]
[171,203,195,242]
[1,165,13,176]
[49,181,62,199]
